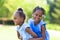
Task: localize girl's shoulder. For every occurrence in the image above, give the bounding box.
[22,23,27,26]
[28,18,34,24]
[39,20,47,30]
[22,23,30,30]
[16,23,29,31]
[16,25,20,31]
[40,20,46,25]
[28,18,34,22]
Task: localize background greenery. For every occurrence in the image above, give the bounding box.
[0,0,60,29]
[0,0,60,24]
[0,0,60,40]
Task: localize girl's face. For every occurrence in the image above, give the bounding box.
[33,10,43,22]
[13,13,24,25]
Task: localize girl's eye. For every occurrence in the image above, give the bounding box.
[35,14,38,16]
[14,17,16,20]
[35,14,42,17]
[39,15,42,17]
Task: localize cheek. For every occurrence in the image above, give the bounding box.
[33,15,36,19]
[20,19,24,22]
[14,19,19,24]
[13,19,16,23]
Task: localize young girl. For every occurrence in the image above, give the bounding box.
[28,6,49,40]
[13,8,38,40]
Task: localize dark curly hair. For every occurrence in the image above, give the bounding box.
[33,6,45,15]
[16,8,26,20]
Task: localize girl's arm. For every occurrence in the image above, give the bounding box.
[17,31,22,40]
[25,27,38,38]
[41,25,46,40]
[29,38,43,40]
[29,25,46,40]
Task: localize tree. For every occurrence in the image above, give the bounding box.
[47,0,60,24]
[4,0,48,19]
[0,0,9,18]
[0,0,49,19]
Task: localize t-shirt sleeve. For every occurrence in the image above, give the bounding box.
[24,23,30,31]
[41,21,46,30]
[28,19,32,25]
[28,18,34,25]
[42,22,46,27]
[16,26,19,32]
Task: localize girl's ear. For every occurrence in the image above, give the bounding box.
[32,14,34,17]
[32,14,33,17]
[42,15,45,18]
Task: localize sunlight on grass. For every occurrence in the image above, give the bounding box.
[0,25,60,40]
[0,26,19,40]
[51,36,60,40]
[46,24,60,31]
[48,30,60,40]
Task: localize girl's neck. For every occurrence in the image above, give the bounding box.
[19,22,24,27]
[34,20,41,25]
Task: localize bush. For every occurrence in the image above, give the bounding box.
[4,20,14,25]
[0,20,3,24]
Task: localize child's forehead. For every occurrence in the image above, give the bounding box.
[14,12,19,15]
[37,10,43,12]
[34,10,43,14]
[14,13,20,17]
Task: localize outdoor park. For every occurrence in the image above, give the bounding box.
[0,0,60,40]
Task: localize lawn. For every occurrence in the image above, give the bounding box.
[0,24,60,40]
[46,23,60,31]
[0,25,18,40]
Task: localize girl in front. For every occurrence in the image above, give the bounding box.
[28,6,49,40]
[13,8,38,40]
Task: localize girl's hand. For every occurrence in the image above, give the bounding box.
[29,38,37,40]
[25,27,38,38]
[36,38,43,40]
[18,38,22,40]
[18,37,20,39]
[29,38,43,40]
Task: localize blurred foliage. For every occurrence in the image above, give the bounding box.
[0,0,9,18]
[0,0,49,19]
[0,0,60,24]
[47,0,60,24]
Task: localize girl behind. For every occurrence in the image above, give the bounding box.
[13,8,38,40]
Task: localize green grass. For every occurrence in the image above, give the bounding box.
[50,36,60,40]
[0,25,60,40]
[0,26,18,40]
[46,23,60,31]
